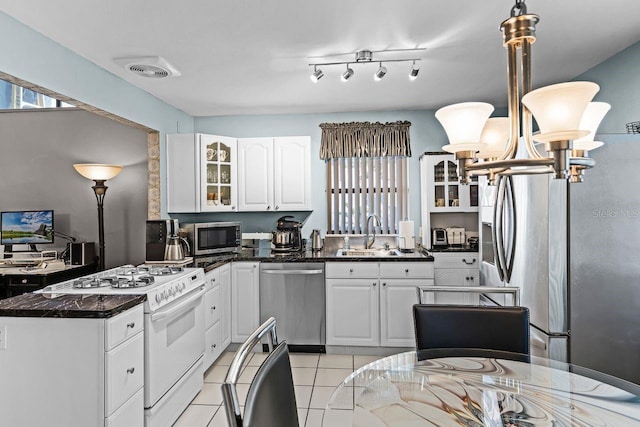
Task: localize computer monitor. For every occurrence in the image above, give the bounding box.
[1,210,54,246]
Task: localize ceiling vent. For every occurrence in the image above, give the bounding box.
[114,56,181,78]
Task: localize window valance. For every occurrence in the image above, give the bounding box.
[319,121,412,160]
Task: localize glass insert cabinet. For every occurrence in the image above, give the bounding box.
[201,135,237,212]
[427,154,478,211]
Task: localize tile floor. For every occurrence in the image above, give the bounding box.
[173,352,380,427]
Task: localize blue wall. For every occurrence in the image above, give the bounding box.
[191,110,448,235]
[575,41,640,134]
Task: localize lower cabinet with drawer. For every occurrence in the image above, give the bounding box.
[431,252,480,304]
[203,263,231,369]
[326,261,434,347]
[0,304,145,427]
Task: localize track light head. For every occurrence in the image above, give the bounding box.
[310,66,324,83]
[341,65,354,82]
[409,61,420,80]
[374,62,387,81]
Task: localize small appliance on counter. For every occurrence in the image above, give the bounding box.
[398,220,415,253]
[446,227,466,246]
[181,221,241,256]
[310,229,323,252]
[146,219,178,261]
[432,228,448,247]
[272,215,304,253]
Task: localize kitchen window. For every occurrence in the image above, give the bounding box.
[320,121,411,234]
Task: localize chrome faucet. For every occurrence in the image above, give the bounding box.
[365,214,381,249]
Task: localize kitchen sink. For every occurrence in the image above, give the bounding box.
[336,249,400,257]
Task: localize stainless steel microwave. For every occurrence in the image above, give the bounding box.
[182,221,241,256]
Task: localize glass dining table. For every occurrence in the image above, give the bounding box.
[322,349,640,426]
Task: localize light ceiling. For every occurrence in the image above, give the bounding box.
[0,1,638,117]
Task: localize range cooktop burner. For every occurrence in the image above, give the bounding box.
[109,275,155,288]
[147,266,184,276]
[72,277,112,289]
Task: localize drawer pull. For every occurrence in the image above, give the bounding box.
[350,269,354,273]
[211,306,216,311]
[373,282,377,287]
[382,282,387,287]
[405,269,409,273]
[127,367,135,374]
[126,322,135,328]
[462,258,477,265]
[212,344,217,348]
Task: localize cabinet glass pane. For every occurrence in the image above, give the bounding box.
[447,161,458,182]
[207,164,218,183]
[206,143,218,161]
[470,184,479,207]
[219,143,231,163]
[434,185,445,207]
[219,186,232,206]
[434,161,445,183]
[206,185,219,206]
[448,185,459,207]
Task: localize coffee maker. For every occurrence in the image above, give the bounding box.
[146,219,181,261]
[271,216,303,252]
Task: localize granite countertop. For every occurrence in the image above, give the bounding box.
[429,246,479,253]
[194,246,435,272]
[0,293,146,318]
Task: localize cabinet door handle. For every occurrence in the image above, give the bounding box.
[127,367,135,374]
[382,282,387,287]
[349,269,354,273]
[373,282,377,287]
[212,344,217,349]
[405,269,409,273]
[275,205,280,210]
[462,258,477,265]
[211,306,216,311]
[267,205,271,211]
[126,322,135,328]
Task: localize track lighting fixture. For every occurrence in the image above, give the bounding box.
[310,66,324,83]
[409,61,420,80]
[308,48,424,82]
[341,65,354,82]
[374,63,387,81]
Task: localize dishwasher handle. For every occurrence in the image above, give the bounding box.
[261,269,324,275]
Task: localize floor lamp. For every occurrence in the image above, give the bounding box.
[73,164,123,271]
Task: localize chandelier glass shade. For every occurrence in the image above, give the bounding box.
[436,0,609,184]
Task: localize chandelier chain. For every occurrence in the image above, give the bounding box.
[511,0,527,17]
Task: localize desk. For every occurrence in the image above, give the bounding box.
[323,350,640,426]
[0,263,96,299]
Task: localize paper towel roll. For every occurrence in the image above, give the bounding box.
[399,220,414,237]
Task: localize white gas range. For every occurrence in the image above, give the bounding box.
[39,264,207,427]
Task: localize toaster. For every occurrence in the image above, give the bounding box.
[432,228,448,247]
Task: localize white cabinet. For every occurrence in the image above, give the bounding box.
[237,136,311,211]
[166,133,237,213]
[326,278,380,346]
[231,261,260,342]
[0,305,144,427]
[203,263,233,369]
[379,263,434,347]
[237,137,274,211]
[326,261,434,347]
[430,252,480,305]
[420,153,479,248]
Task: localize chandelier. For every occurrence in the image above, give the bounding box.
[435,0,610,185]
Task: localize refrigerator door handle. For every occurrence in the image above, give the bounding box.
[493,176,506,282]
[531,334,547,351]
[504,176,517,283]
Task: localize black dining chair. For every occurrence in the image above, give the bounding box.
[413,304,530,358]
[221,317,299,427]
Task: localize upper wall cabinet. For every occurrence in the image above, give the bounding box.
[420,153,478,213]
[237,136,311,211]
[167,134,311,213]
[167,133,238,213]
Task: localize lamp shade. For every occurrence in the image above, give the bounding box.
[73,164,123,181]
[521,81,599,143]
[573,102,610,151]
[436,102,493,153]
[478,117,510,158]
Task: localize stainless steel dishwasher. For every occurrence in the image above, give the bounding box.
[259,263,325,352]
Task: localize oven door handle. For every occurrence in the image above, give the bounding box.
[260,269,323,275]
[150,285,205,322]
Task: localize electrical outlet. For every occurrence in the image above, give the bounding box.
[0,325,7,350]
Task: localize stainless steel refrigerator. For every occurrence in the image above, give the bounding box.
[479,133,640,384]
